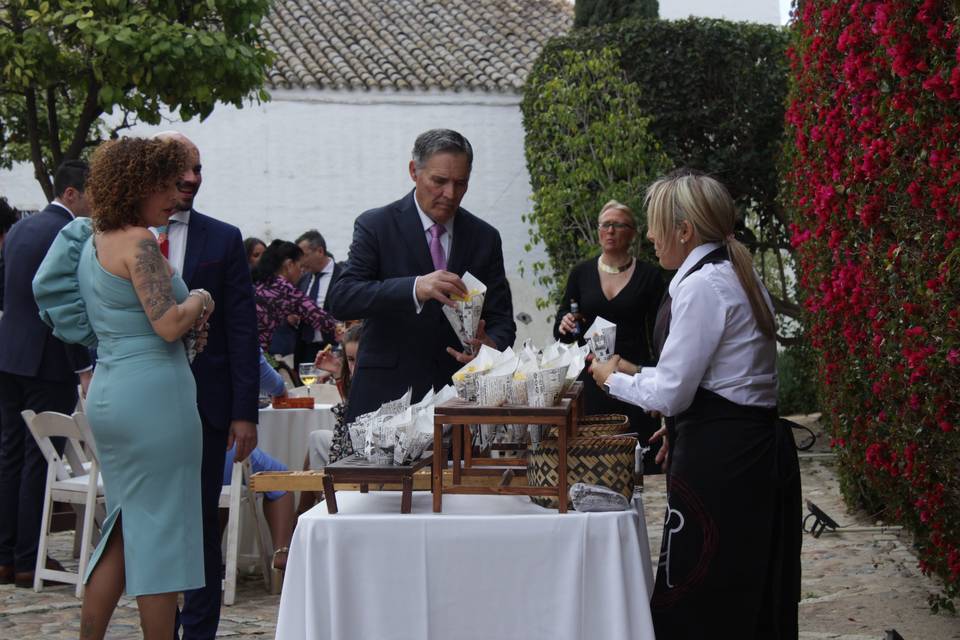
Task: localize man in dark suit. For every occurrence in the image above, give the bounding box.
[292,229,343,366]
[329,129,516,420]
[155,132,259,640]
[0,161,93,587]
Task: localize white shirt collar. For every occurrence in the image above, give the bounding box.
[668,241,723,298]
[50,200,75,218]
[320,258,335,275]
[169,209,191,226]
[413,190,454,235]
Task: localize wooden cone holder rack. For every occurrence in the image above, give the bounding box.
[432,397,575,513]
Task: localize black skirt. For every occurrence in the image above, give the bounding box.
[651,388,801,639]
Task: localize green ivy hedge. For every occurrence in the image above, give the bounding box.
[783,0,960,607]
[573,0,659,27]
[522,17,791,303]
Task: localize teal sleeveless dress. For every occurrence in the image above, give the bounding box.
[33,218,204,596]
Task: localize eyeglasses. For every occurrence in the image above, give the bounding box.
[598,222,635,231]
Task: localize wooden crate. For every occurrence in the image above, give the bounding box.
[432,398,574,513]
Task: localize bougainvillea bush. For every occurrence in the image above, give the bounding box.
[783,0,960,604]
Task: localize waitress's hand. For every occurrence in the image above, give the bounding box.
[589,354,621,388]
[558,313,577,335]
[649,424,670,469]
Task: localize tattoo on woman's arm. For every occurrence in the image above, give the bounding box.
[135,238,176,321]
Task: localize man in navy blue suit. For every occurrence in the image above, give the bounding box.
[0,161,93,587]
[329,129,516,420]
[292,229,343,366]
[154,132,259,639]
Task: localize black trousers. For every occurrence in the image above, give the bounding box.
[177,420,229,640]
[0,372,77,570]
[651,388,801,639]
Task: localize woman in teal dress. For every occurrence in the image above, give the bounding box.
[34,137,213,640]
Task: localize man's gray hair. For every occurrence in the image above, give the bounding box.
[296,229,327,252]
[412,129,473,170]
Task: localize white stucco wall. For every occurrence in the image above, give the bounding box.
[662,0,782,24]
[0,89,556,344]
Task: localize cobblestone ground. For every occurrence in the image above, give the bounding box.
[1,415,958,639]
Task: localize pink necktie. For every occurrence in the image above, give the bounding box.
[429,223,447,271]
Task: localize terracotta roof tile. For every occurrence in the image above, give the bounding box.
[262,0,572,93]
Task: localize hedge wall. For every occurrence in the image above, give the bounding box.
[783,0,960,603]
[574,0,659,27]
[524,18,792,307]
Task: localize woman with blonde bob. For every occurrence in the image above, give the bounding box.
[591,170,800,638]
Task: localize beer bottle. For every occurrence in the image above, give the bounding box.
[569,299,582,336]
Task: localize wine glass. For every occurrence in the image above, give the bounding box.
[298,362,319,397]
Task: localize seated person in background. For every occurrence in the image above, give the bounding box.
[251,239,336,352]
[297,323,362,513]
[223,352,295,574]
[244,236,266,269]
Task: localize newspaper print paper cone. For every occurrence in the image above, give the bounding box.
[442,271,486,355]
[585,316,617,362]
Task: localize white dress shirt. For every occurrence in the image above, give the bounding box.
[165,210,190,275]
[149,210,189,275]
[605,242,778,416]
[308,258,336,342]
[411,191,454,313]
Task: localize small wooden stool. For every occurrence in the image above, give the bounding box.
[322,456,432,514]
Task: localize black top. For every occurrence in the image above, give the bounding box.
[552,256,666,462]
[553,256,665,366]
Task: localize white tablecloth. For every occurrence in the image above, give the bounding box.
[276,492,655,640]
[257,403,335,469]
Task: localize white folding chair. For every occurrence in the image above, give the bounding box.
[22,410,105,598]
[219,460,273,605]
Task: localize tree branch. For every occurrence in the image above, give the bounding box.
[770,292,803,319]
[64,72,103,161]
[24,88,53,201]
[45,85,62,167]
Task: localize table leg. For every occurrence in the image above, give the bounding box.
[401,476,413,513]
[433,422,443,513]
[452,423,462,484]
[558,417,568,514]
[360,483,369,493]
[322,474,338,514]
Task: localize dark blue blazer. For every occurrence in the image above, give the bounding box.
[0,204,91,382]
[182,210,259,430]
[328,190,516,420]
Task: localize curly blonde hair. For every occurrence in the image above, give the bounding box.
[87,137,188,232]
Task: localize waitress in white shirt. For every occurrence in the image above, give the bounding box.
[591,170,800,639]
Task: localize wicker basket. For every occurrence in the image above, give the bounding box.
[527,435,637,509]
[578,413,630,429]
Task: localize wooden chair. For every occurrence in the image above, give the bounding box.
[22,410,105,598]
[219,460,273,605]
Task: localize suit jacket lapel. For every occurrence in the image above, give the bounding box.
[395,190,434,276]
[182,209,206,284]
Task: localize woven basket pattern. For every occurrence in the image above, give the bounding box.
[545,421,631,440]
[527,435,637,509]
[577,413,629,429]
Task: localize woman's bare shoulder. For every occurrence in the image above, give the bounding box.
[95,227,159,278]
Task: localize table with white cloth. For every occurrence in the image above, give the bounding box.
[276,491,656,640]
[256,402,335,469]
[234,403,336,564]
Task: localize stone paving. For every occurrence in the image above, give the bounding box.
[1,414,958,639]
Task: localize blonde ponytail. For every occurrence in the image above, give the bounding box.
[646,170,776,339]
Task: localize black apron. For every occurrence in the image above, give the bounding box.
[649,248,801,639]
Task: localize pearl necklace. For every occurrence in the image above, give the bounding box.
[597,257,634,274]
